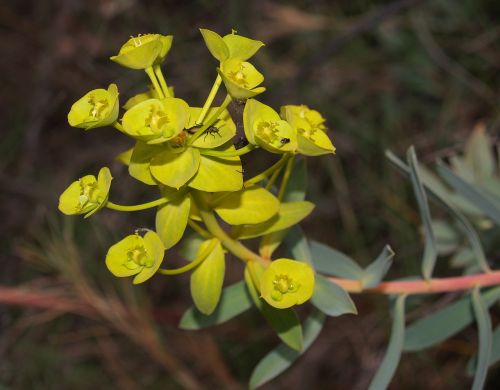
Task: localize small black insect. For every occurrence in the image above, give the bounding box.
[203,126,222,140]
[280,138,290,145]
[234,136,249,150]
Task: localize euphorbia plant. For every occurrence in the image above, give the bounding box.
[59,29,500,389]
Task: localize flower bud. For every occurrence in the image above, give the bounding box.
[58,167,112,217]
[67,84,119,130]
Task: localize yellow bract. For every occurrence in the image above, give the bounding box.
[260,259,315,309]
[105,230,165,284]
[218,59,266,99]
[58,167,112,217]
[67,84,119,130]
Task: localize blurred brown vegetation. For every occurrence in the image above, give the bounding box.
[1,0,500,388]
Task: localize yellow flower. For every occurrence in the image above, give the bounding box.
[105,231,165,284]
[58,167,112,217]
[218,58,265,99]
[260,259,315,309]
[280,105,335,156]
[110,34,173,70]
[67,84,119,130]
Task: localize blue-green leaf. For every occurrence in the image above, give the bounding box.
[467,325,500,375]
[282,157,307,202]
[404,287,500,351]
[361,245,394,289]
[471,286,492,390]
[179,281,252,329]
[249,309,326,389]
[284,225,313,266]
[309,240,364,279]
[311,275,357,317]
[386,151,491,273]
[437,161,500,226]
[407,147,437,280]
[368,294,406,390]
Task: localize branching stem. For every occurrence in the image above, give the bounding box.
[106,198,168,212]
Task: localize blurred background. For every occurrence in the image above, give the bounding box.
[1,0,500,388]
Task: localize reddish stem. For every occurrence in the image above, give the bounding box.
[330,270,500,294]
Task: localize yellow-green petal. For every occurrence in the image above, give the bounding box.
[188,107,236,149]
[222,33,264,61]
[128,141,163,185]
[110,34,163,70]
[218,59,265,100]
[199,29,229,62]
[133,231,165,284]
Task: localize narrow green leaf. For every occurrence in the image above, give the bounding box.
[190,239,225,315]
[311,275,357,317]
[467,325,500,375]
[404,287,500,351]
[407,147,437,280]
[284,225,313,266]
[437,161,500,226]
[386,151,491,273]
[179,281,252,329]
[471,286,492,390]
[237,201,315,239]
[368,294,406,390]
[361,245,395,289]
[261,304,303,352]
[155,195,191,249]
[309,240,364,279]
[249,309,326,389]
[464,124,495,181]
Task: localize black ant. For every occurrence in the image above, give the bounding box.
[185,124,202,134]
[203,126,222,140]
[280,137,290,145]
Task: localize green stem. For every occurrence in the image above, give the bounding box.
[188,219,211,239]
[153,65,171,97]
[158,239,218,276]
[106,198,168,212]
[145,66,165,99]
[265,162,284,191]
[277,155,295,200]
[199,144,256,158]
[244,154,289,188]
[195,74,222,125]
[188,94,232,145]
[191,191,267,265]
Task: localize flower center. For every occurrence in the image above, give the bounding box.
[298,127,317,141]
[77,178,100,212]
[125,245,154,269]
[88,94,109,119]
[271,274,300,301]
[228,67,248,87]
[256,121,279,143]
[146,106,172,137]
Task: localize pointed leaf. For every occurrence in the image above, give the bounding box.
[467,325,500,375]
[249,309,325,389]
[199,28,229,62]
[407,147,437,280]
[309,240,364,279]
[464,124,495,182]
[284,225,313,266]
[368,294,406,390]
[179,281,252,329]
[311,275,357,317]
[404,287,500,351]
[471,286,492,390]
[437,161,500,226]
[360,245,394,289]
